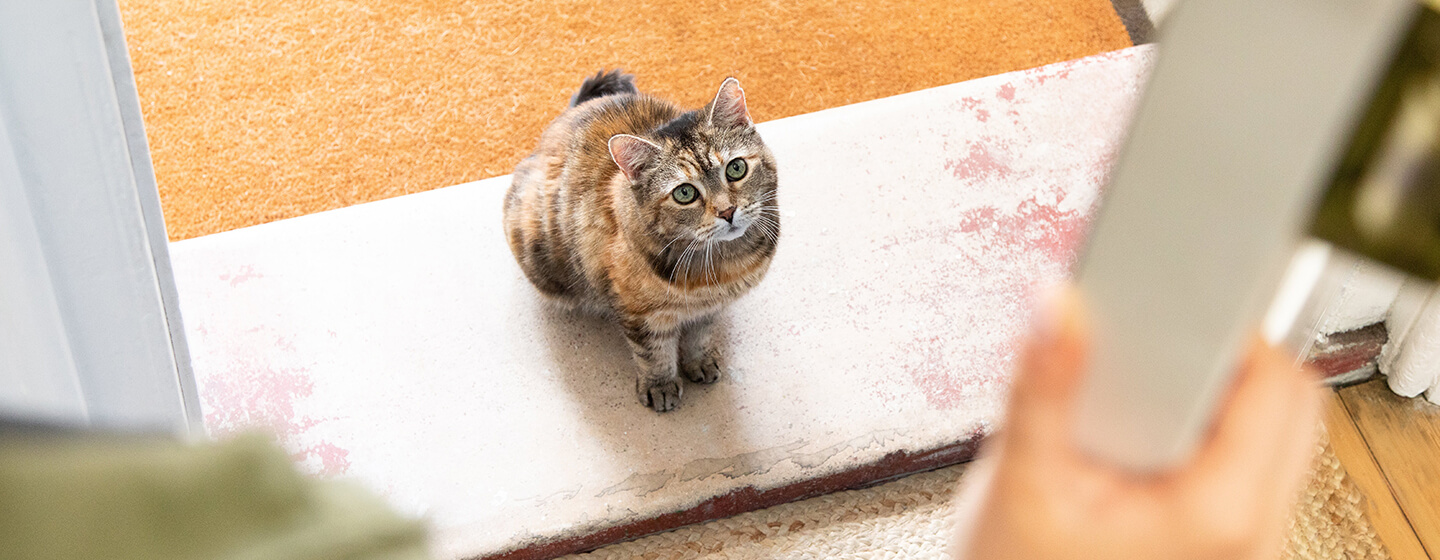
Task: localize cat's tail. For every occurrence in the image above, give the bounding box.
[569,70,638,107]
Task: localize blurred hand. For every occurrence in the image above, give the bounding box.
[952,286,1323,560]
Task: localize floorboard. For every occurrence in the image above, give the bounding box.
[1325,393,1431,559]
[1339,379,1440,558]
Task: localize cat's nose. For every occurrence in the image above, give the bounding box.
[717,205,737,223]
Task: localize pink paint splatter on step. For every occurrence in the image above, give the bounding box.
[201,359,315,438]
[866,378,905,409]
[1088,150,1118,188]
[219,264,263,287]
[956,192,1092,263]
[997,83,1016,101]
[1025,57,1079,86]
[890,188,1095,410]
[903,335,966,409]
[900,330,1020,411]
[951,97,992,123]
[307,442,353,477]
[945,140,1012,182]
[200,333,351,476]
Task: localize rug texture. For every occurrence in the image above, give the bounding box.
[116,0,1132,240]
[564,433,1388,559]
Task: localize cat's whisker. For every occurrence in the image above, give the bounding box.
[667,240,702,306]
[655,235,689,295]
[689,247,706,289]
[680,239,703,289]
[750,190,779,202]
[751,221,779,244]
[706,241,719,287]
[702,243,711,288]
[662,247,685,305]
[752,216,780,229]
[669,238,700,289]
[750,217,781,244]
[656,232,687,257]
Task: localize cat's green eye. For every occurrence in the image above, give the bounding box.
[725,158,748,181]
[672,183,699,204]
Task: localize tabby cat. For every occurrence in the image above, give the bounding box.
[503,71,780,412]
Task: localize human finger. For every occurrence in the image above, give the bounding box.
[1004,285,1092,457]
[1256,361,1323,515]
[1186,338,1309,496]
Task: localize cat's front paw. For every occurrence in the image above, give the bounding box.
[638,377,682,412]
[681,351,722,384]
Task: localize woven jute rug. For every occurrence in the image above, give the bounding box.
[1282,434,1390,560]
[565,431,1386,560]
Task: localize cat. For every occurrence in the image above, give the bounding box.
[503,70,780,412]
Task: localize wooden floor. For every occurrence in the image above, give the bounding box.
[1327,379,1440,559]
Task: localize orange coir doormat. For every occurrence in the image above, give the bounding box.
[119,0,1132,240]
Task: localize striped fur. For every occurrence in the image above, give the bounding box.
[504,74,780,412]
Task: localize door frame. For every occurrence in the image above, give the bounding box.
[0,0,199,434]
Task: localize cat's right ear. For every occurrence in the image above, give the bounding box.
[708,77,752,128]
[608,134,662,181]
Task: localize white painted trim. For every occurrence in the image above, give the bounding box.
[95,0,203,428]
[0,0,197,433]
[0,117,90,426]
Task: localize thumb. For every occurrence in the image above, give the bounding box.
[1003,284,1092,454]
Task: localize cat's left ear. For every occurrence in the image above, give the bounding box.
[707,77,752,129]
[609,134,662,181]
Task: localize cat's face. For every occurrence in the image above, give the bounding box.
[609,79,778,254]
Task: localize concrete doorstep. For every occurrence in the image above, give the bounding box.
[170,46,1154,559]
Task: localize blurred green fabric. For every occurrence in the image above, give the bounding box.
[0,432,431,560]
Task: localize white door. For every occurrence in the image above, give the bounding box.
[0,0,199,434]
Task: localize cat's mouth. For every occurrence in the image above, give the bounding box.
[710,220,749,242]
